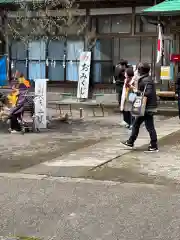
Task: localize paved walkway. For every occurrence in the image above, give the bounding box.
[101,129,180,184]
[0,112,127,172]
[21,115,180,178]
[0,175,180,239]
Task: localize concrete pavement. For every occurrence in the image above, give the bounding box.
[0,111,180,239]
[0,110,179,179]
[20,115,180,180]
[0,108,180,183]
[0,112,127,172]
[0,175,180,239]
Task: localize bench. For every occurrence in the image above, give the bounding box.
[48,93,119,118]
[53,93,74,117]
[88,93,118,117]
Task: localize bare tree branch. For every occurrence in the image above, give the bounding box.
[5,0,88,42]
[0,0,97,51]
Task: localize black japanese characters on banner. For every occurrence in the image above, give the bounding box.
[77,52,91,99]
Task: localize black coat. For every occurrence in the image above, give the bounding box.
[137,74,157,111]
[175,72,180,94]
[114,65,125,98]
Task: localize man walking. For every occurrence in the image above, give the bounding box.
[122,62,158,152]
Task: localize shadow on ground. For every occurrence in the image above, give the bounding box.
[80,131,180,186]
[83,166,178,186]
[0,120,109,173]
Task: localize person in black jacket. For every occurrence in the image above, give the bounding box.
[122,62,158,152]
[176,71,180,119]
[114,59,128,103]
[114,59,129,126]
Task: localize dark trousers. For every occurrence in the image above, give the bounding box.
[10,113,21,131]
[128,112,157,148]
[178,95,180,119]
[123,111,135,126]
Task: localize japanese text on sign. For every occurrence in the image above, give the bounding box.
[34,79,48,129]
[77,51,91,99]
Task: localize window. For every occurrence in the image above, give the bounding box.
[10,38,86,81]
[92,36,156,84]
[120,38,140,64]
[164,39,171,65]
[92,39,112,83]
[92,62,113,83]
[66,62,79,81]
[11,41,27,60]
[48,40,64,60]
[136,16,157,33]
[49,62,64,81]
[96,15,132,34]
[11,41,27,78]
[11,61,27,78]
[28,41,46,80]
[66,39,84,81]
[28,41,46,60]
[29,61,46,80]
[93,39,112,61]
[48,40,65,81]
[67,39,84,61]
[112,38,120,65]
[98,16,111,33]
[111,15,131,33]
[141,38,153,62]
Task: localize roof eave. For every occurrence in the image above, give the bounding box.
[141,10,180,16]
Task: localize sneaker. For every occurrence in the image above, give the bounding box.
[121,141,134,148]
[11,130,18,134]
[8,128,12,133]
[129,125,133,130]
[120,121,127,127]
[144,146,159,153]
[125,124,130,128]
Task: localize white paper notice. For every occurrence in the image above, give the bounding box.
[77,51,91,99]
[34,78,48,129]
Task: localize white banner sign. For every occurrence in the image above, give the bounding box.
[34,79,48,129]
[77,51,91,99]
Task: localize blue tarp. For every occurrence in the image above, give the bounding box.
[0,56,7,86]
